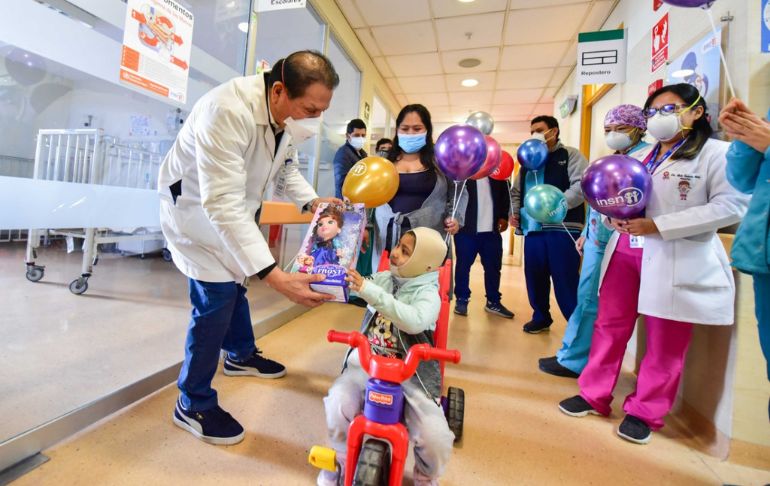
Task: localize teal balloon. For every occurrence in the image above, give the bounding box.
[524,184,567,224]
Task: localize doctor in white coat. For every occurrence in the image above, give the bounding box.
[559,84,749,445]
[158,51,342,446]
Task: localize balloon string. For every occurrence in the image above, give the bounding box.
[704,8,736,99]
[449,179,467,222]
[561,222,579,250]
[445,181,460,244]
[445,179,468,244]
[506,180,515,217]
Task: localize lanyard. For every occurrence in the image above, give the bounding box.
[643,138,687,175]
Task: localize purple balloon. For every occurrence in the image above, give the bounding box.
[517,139,549,171]
[435,125,488,181]
[661,0,714,8]
[581,154,652,219]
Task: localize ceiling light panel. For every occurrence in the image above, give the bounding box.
[371,22,437,55]
[386,53,444,76]
[435,13,505,51]
[354,0,431,26]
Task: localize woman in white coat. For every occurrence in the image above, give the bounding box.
[158,51,342,446]
[558,83,749,444]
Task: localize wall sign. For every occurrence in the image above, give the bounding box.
[651,13,669,72]
[558,96,578,119]
[256,0,307,12]
[576,29,627,85]
[648,79,663,96]
[120,0,194,104]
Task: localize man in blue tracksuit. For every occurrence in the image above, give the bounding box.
[453,176,514,319]
[720,100,770,418]
[539,104,648,377]
[510,115,587,334]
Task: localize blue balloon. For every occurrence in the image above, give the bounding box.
[524,184,567,224]
[517,139,549,171]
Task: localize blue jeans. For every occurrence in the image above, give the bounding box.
[453,232,503,304]
[556,238,605,374]
[178,279,256,411]
[523,231,581,324]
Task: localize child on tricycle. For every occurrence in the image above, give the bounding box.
[316,227,457,486]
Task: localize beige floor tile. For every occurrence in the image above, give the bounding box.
[0,241,294,443]
[11,257,770,485]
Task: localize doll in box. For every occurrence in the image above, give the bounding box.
[297,205,345,272]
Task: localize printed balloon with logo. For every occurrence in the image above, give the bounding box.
[342,156,399,208]
[524,184,568,224]
[490,150,515,181]
[581,154,652,219]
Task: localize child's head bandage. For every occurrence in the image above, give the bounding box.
[391,227,447,278]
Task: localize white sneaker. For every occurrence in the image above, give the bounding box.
[413,469,439,486]
[317,469,340,486]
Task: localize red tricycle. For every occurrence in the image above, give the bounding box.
[308,254,466,486]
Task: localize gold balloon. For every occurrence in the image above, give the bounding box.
[342,156,399,208]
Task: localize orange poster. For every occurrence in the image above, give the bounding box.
[119,0,193,103]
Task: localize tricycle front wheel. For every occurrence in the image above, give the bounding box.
[353,439,390,486]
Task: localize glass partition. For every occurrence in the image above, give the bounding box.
[0,0,254,462]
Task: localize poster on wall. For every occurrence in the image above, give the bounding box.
[651,13,669,72]
[665,28,722,132]
[762,0,770,53]
[119,0,194,104]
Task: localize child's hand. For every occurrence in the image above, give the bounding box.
[346,269,364,292]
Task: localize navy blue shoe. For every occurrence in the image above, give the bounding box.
[485,301,514,319]
[617,415,652,444]
[224,348,286,378]
[454,299,468,316]
[558,395,599,418]
[539,356,579,378]
[173,400,244,445]
[523,319,552,334]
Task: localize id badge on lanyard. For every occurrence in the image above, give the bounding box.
[273,147,298,199]
[629,235,645,248]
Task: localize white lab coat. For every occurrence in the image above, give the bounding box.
[157,75,318,283]
[598,138,749,325]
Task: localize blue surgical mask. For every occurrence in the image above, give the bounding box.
[398,133,427,154]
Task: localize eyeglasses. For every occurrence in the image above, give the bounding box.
[642,104,690,118]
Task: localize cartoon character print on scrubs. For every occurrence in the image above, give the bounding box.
[364,312,405,359]
[678,179,691,201]
[296,206,344,272]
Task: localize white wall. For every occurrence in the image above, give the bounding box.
[554,0,759,159]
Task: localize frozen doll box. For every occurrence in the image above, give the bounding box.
[290,202,366,302]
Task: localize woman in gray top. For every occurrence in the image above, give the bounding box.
[372,104,468,272]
